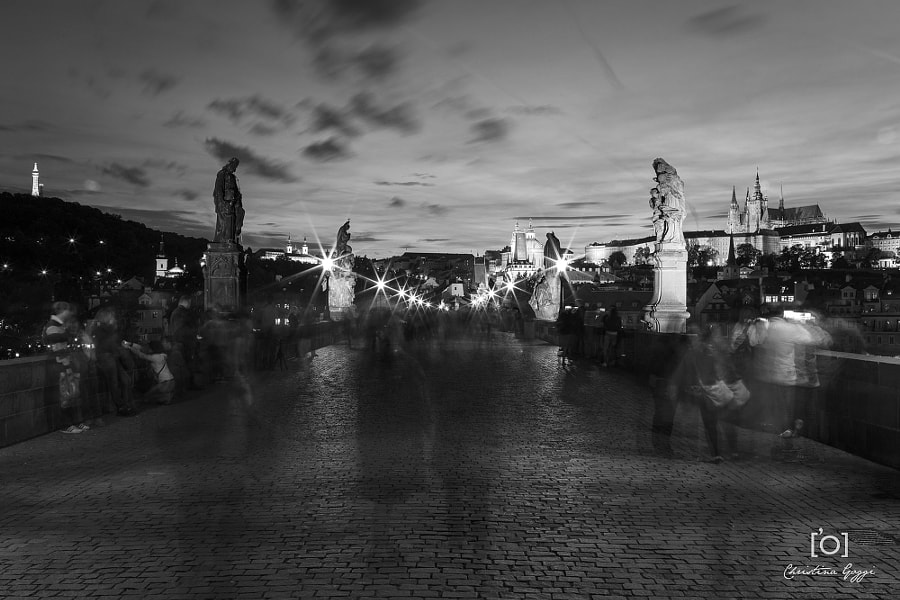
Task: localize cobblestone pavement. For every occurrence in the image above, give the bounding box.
[1,334,898,599]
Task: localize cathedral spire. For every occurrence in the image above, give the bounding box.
[727,234,736,266]
[753,170,763,201]
[730,186,738,208]
[157,234,165,258]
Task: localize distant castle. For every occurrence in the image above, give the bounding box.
[726,170,827,233]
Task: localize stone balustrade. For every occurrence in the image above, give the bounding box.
[0,321,342,448]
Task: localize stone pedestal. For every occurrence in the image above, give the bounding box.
[204,242,243,312]
[327,271,357,321]
[642,242,690,334]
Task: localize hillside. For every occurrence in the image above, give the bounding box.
[0,192,209,330]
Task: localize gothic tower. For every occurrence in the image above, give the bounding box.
[726,186,741,234]
[31,162,41,197]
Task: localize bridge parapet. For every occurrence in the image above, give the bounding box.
[0,321,343,448]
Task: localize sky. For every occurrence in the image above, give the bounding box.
[2,0,900,259]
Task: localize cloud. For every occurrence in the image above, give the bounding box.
[556,202,599,209]
[687,6,766,37]
[469,118,510,143]
[517,215,626,222]
[349,92,419,134]
[388,196,405,208]
[101,163,150,187]
[176,189,199,201]
[506,105,563,116]
[312,44,404,80]
[351,234,383,242]
[90,206,209,238]
[142,158,187,176]
[16,153,73,164]
[375,180,434,187]
[249,123,280,136]
[204,138,299,182]
[139,68,180,96]
[311,103,360,137]
[208,95,295,125]
[0,120,57,133]
[271,0,421,41]
[163,111,207,129]
[422,203,448,216]
[354,45,400,80]
[302,137,352,162]
[433,95,476,115]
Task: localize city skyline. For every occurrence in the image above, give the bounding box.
[2,1,900,257]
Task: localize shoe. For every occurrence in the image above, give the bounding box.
[59,425,83,434]
[712,455,724,464]
[77,423,90,431]
[779,429,795,438]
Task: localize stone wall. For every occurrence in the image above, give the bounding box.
[0,321,342,448]
[0,352,105,448]
[630,331,900,470]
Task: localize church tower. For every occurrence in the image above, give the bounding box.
[512,220,528,262]
[726,186,741,234]
[155,235,170,282]
[301,236,309,255]
[286,233,294,254]
[31,163,41,197]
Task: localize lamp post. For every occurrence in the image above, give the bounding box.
[322,256,333,321]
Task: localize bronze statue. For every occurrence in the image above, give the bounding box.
[336,220,352,259]
[213,157,244,244]
[543,231,562,267]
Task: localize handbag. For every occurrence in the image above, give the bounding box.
[727,379,751,408]
[59,367,81,408]
[699,379,734,409]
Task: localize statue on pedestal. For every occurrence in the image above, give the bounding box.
[213,157,244,245]
[643,157,690,333]
[649,158,686,247]
[328,220,357,320]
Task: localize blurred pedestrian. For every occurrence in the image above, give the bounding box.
[601,307,623,366]
[168,295,199,393]
[125,340,175,405]
[43,301,88,433]
[90,307,136,416]
[668,326,733,463]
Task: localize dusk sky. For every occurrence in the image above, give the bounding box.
[2,0,900,258]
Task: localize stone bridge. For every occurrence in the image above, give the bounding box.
[0,328,898,598]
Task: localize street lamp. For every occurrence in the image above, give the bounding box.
[321,256,333,321]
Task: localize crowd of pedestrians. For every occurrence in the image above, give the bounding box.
[651,306,832,463]
[40,295,260,434]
